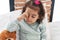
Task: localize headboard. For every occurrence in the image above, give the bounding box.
[9,0,55,22]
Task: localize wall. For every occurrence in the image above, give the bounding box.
[52,0,60,22]
[0,0,10,15]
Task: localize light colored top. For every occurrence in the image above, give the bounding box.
[5,19,46,40]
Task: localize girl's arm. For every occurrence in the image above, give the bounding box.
[5,20,20,32]
[5,7,29,32]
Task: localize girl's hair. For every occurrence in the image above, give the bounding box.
[22,0,45,24]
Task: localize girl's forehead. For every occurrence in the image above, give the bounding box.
[27,7,39,13]
[27,8,39,16]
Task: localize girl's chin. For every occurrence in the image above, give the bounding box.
[26,21,35,25]
[26,22,32,24]
[24,19,34,24]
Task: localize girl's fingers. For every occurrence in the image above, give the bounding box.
[22,12,28,19]
[17,7,29,20]
[24,13,28,18]
[24,7,29,18]
[25,7,29,13]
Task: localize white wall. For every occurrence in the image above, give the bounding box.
[52,0,60,22]
[0,0,10,15]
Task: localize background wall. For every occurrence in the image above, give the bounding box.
[0,0,10,15]
[52,0,60,22]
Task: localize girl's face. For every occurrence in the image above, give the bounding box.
[25,7,39,24]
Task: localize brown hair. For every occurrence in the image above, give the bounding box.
[22,0,45,24]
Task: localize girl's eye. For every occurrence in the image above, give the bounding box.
[32,16,35,18]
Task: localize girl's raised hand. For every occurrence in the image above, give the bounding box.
[17,7,29,21]
[23,7,29,19]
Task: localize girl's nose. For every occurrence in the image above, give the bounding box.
[28,14,30,18]
[27,14,31,20]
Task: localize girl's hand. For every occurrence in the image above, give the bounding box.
[17,7,29,21]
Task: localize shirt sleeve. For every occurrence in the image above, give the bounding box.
[5,20,20,32]
[40,23,47,40]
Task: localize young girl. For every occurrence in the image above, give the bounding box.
[6,0,46,40]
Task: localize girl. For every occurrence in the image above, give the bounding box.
[6,0,46,40]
